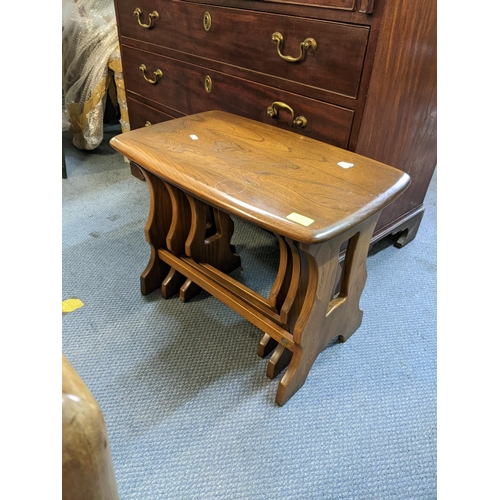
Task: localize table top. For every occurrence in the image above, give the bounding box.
[110,111,410,244]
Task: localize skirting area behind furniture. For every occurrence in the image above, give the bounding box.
[62,125,437,499]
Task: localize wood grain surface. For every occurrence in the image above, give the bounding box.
[355,0,437,234]
[120,45,355,148]
[110,111,410,244]
[62,356,118,500]
[117,0,369,99]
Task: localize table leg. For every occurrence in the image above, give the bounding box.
[185,195,241,274]
[162,183,198,299]
[275,214,379,405]
[259,235,302,379]
[161,268,187,299]
[257,234,292,359]
[138,167,172,295]
[179,279,203,302]
[266,344,293,380]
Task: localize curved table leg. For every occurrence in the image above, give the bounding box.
[163,184,197,299]
[185,195,240,274]
[138,167,172,295]
[258,234,291,360]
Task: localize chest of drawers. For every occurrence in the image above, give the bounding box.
[114,0,436,247]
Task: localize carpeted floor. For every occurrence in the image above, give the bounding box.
[62,125,437,499]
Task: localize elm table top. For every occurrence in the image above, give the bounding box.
[110,111,410,244]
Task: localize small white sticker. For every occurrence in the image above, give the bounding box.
[337,161,354,169]
[190,134,199,140]
[286,212,314,227]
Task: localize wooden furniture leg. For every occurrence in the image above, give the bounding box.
[185,195,241,274]
[138,166,172,295]
[395,209,425,248]
[257,234,295,358]
[62,355,118,500]
[154,210,380,406]
[161,183,197,299]
[140,171,242,302]
[275,214,379,405]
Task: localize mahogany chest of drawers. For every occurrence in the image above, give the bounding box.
[113,0,436,247]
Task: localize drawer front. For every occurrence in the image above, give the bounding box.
[127,96,178,129]
[182,0,362,11]
[121,45,354,148]
[117,0,369,99]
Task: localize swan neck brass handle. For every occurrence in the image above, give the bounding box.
[267,101,307,128]
[271,32,317,63]
[139,64,163,85]
[134,8,159,29]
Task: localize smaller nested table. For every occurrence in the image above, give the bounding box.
[110,111,410,405]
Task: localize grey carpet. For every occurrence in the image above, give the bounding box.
[62,126,437,499]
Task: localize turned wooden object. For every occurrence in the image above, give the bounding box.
[62,355,119,500]
[110,111,410,405]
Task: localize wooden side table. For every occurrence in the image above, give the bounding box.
[111,111,410,405]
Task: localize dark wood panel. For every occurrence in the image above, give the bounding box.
[250,0,357,10]
[117,0,369,99]
[121,44,355,148]
[354,0,437,234]
[180,0,375,19]
[172,0,376,24]
[119,35,369,110]
[127,96,177,129]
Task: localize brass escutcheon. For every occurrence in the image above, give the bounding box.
[271,32,317,63]
[203,11,212,31]
[139,64,163,85]
[133,8,159,29]
[267,101,307,128]
[204,75,213,93]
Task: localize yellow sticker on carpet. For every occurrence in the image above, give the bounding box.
[62,298,84,314]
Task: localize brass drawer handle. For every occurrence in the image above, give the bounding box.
[133,8,159,29]
[271,32,317,63]
[139,64,163,85]
[267,101,307,128]
[145,121,152,127]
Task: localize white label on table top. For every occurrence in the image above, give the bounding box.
[190,134,199,140]
[337,161,354,169]
[286,212,314,227]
